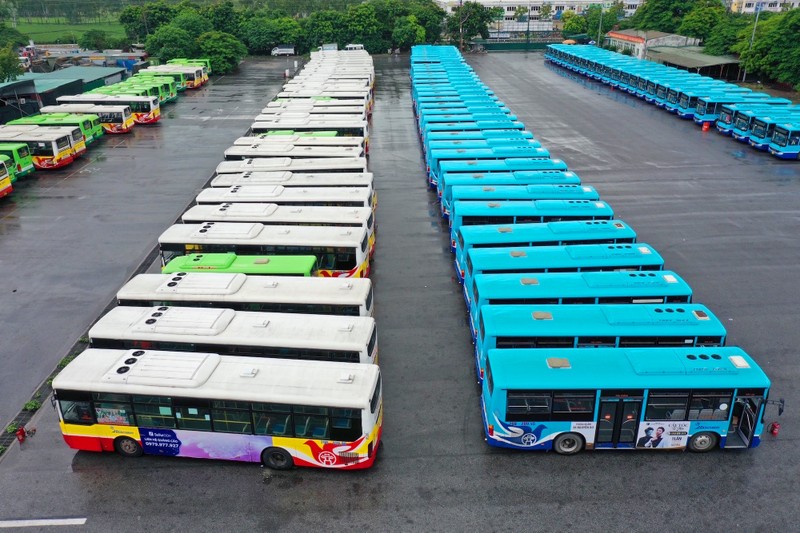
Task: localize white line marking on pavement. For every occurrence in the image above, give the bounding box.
[0,518,87,528]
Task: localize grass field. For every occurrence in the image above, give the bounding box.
[14,21,127,44]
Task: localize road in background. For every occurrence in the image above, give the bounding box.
[0,53,797,531]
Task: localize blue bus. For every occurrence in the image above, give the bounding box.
[749,114,800,150]
[422,120,526,142]
[467,270,692,339]
[768,122,800,160]
[482,347,772,453]
[438,158,569,201]
[675,89,765,119]
[455,220,636,282]
[732,106,800,143]
[451,184,599,206]
[450,199,614,252]
[463,244,665,300]
[419,112,519,132]
[429,146,552,187]
[715,103,786,135]
[693,95,791,125]
[475,303,727,381]
[425,129,533,144]
[440,170,581,218]
[664,83,747,113]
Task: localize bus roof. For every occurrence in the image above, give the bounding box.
[162,253,317,274]
[451,184,599,202]
[158,222,368,248]
[0,130,71,142]
[118,273,372,306]
[181,203,372,225]
[89,306,376,353]
[467,244,664,272]
[57,94,157,104]
[195,185,372,205]
[440,158,568,173]
[474,271,691,301]
[224,144,364,159]
[453,199,613,219]
[487,347,770,390]
[234,135,364,147]
[480,303,726,338]
[215,158,368,174]
[209,171,373,188]
[458,220,635,247]
[54,349,380,408]
[430,146,551,161]
[442,171,581,189]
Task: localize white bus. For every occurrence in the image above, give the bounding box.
[274,90,371,113]
[181,203,376,256]
[117,272,374,316]
[0,130,75,170]
[249,118,369,150]
[0,124,86,158]
[215,157,368,174]
[53,349,383,469]
[210,171,372,188]
[265,99,367,110]
[40,103,135,134]
[158,222,371,278]
[255,107,366,119]
[196,185,375,213]
[89,305,378,364]
[233,135,365,147]
[56,93,161,125]
[223,144,364,160]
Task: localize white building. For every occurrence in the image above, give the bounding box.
[604,30,700,59]
[730,0,800,13]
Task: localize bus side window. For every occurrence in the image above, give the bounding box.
[61,400,94,424]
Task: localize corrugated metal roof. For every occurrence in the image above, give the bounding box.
[45,66,126,82]
[647,47,740,69]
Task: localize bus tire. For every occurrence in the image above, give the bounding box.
[553,433,584,455]
[688,432,718,453]
[114,437,143,458]
[262,447,294,470]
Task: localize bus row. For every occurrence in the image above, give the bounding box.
[54,48,386,471]
[545,45,800,160]
[410,44,778,456]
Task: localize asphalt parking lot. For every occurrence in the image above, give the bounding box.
[0,52,798,531]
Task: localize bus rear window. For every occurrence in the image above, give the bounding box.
[56,137,70,150]
[16,146,29,158]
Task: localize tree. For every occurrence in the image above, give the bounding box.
[408,0,446,43]
[584,5,619,42]
[199,1,240,36]
[514,5,529,22]
[239,17,301,54]
[629,0,695,33]
[734,9,800,90]
[392,15,426,51]
[0,44,22,82]
[145,25,197,62]
[540,3,552,21]
[299,10,348,52]
[170,11,212,37]
[119,2,178,41]
[677,5,725,41]
[0,24,28,49]
[345,3,384,53]
[562,10,588,37]
[196,31,246,75]
[704,13,749,56]
[445,1,497,49]
[78,29,110,51]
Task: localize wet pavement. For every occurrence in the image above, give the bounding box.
[0,52,798,531]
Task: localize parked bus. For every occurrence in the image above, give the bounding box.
[455,220,637,282]
[233,135,364,148]
[768,122,800,160]
[168,58,212,78]
[89,305,378,364]
[57,94,161,125]
[0,158,12,198]
[422,120,526,142]
[451,184,599,206]
[250,118,370,152]
[8,113,103,145]
[715,102,783,136]
[209,171,373,189]
[162,253,317,276]
[429,146,551,186]
[450,200,614,252]
[255,107,367,120]
[482,347,772,453]
[196,185,375,213]
[463,243,665,308]
[0,130,74,170]
[130,75,179,103]
[40,103,134,134]
[437,158,569,198]
[467,271,692,339]
[138,67,189,91]
[182,203,376,257]
[159,222,370,278]
[440,170,582,218]
[223,144,364,161]
[215,157,368,175]
[141,65,205,89]
[749,113,800,150]
[0,142,35,180]
[475,303,726,381]
[53,349,382,469]
[0,124,86,158]
[693,95,791,125]
[732,106,800,142]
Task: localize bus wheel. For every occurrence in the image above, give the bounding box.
[114,437,143,458]
[688,432,718,453]
[262,447,294,470]
[553,433,584,455]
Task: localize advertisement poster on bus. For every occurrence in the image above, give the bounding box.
[635,422,690,449]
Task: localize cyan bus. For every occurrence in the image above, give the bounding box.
[475,303,726,382]
[450,184,599,207]
[422,120,526,142]
[664,82,745,113]
[675,88,761,119]
[749,114,800,150]
[429,146,551,187]
[732,106,800,142]
[768,122,800,160]
[482,347,773,453]
[462,243,665,309]
[693,95,791,125]
[715,103,786,135]
[454,219,636,283]
[450,199,614,252]
[467,270,692,340]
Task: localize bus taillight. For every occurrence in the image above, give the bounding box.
[16,163,21,171]
[367,442,373,457]
[479,367,484,380]
[488,424,494,437]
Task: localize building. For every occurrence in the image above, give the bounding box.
[730,0,800,13]
[604,30,700,59]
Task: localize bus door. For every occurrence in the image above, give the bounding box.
[594,391,643,449]
[725,393,763,449]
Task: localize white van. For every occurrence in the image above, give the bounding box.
[271,45,295,56]
[344,44,365,51]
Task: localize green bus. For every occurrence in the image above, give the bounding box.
[138,68,190,91]
[0,142,35,180]
[162,253,318,276]
[113,81,166,104]
[167,58,211,78]
[7,114,103,145]
[131,75,178,103]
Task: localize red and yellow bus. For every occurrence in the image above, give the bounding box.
[57,94,161,125]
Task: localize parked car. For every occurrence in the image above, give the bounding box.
[271,45,295,56]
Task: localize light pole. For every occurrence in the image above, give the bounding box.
[526,1,531,50]
[741,2,762,82]
[458,0,464,52]
[597,5,604,47]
